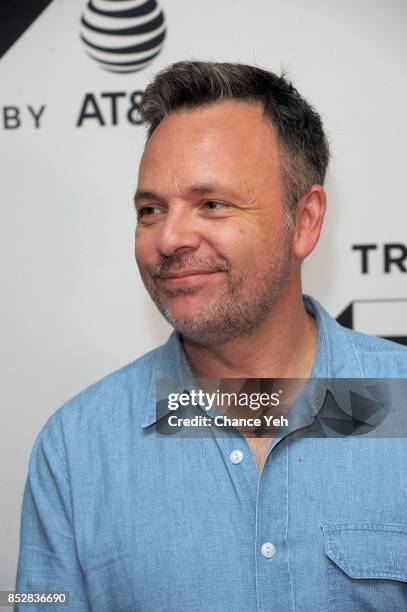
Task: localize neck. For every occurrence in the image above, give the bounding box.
[182,284,317,380]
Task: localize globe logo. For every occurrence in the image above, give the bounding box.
[80,0,166,74]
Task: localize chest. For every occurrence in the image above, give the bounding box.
[73,434,407,612]
[246,436,272,470]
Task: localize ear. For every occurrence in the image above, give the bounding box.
[292,185,326,261]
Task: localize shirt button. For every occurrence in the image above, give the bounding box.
[261,542,276,559]
[229,449,244,464]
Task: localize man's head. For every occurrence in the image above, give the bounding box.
[134,61,329,346]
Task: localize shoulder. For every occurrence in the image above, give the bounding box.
[343,327,407,376]
[39,342,166,442]
[345,326,407,354]
[304,294,407,377]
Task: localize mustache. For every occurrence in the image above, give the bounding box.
[152,255,228,279]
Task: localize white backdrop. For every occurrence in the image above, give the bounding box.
[1,0,406,588]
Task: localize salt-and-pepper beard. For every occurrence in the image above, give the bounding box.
[139,230,293,347]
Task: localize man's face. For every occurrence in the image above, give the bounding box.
[135,100,294,346]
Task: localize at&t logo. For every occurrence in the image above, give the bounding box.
[80,0,166,73]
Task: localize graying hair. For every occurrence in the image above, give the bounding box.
[140,61,330,217]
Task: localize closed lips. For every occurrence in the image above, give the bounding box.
[160,270,221,279]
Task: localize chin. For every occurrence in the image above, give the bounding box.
[174,324,240,347]
[165,305,204,327]
[161,292,211,315]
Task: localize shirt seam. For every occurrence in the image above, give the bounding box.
[346,331,365,377]
[40,416,70,486]
[286,437,296,612]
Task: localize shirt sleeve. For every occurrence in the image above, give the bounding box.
[15,416,90,611]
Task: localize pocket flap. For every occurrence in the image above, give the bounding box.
[322,523,407,582]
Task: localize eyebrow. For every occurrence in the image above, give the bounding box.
[186,183,222,195]
[133,190,164,208]
[133,183,237,207]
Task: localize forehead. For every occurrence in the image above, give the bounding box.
[138,100,282,191]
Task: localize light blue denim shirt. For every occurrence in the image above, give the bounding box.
[16,295,407,611]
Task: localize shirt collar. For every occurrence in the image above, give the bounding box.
[141,294,365,429]
[141,331,188,429]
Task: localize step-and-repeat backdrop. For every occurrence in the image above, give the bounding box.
[1,0,406,586]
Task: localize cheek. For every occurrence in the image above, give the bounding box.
[135,230,157,267]
[210,223,258,264]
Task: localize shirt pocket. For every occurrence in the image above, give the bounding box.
[322,522,407,612]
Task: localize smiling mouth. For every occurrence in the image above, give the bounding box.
[157,270,224,288]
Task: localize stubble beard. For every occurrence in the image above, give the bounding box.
[140,233,293,347]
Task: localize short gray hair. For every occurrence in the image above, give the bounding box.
[140,61,330,215]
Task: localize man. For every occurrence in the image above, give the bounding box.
[16,62,407,611]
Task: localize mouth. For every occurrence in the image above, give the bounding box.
[156,269,224,289]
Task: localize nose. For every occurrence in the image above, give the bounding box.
[157,207,201,257]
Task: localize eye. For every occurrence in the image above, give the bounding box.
[137,206,161,219]
[202,200,226,211]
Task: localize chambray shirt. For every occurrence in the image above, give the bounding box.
[16,296,407,611]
